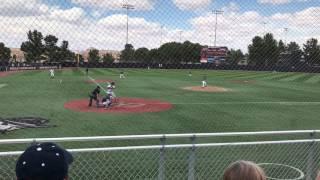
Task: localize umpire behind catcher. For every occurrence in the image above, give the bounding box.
[88,86,100,107]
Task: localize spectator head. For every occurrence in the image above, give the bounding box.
[317,171,320,180]
[223,160,266,180]
[16,142,73,180]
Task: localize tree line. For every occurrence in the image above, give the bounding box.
[19,30,76,63]
[86,48,115,63]
[1,29,320,67]
[119,41,202,64]
[247,33,320,67]
[119,33,320,67]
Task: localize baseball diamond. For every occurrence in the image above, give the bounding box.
[1,68,320,138]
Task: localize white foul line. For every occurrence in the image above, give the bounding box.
[165,101,320,105]
[87,76,108,93]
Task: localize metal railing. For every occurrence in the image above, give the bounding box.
[0,130,319,180]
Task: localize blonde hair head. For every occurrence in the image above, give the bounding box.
[223,160,266,180]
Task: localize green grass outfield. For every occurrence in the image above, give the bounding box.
[2,69,320,179]
[1,68,320,140]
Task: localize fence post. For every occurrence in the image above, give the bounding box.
[188,135,196,180]
[158,135,166,180]
[306,131,316,180]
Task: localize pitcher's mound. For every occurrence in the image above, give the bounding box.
[64,97,173,114]
[183,86,230,92]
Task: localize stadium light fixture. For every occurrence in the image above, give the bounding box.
[212,10,223,47]
[122,2,135,45]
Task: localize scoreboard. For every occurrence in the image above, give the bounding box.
[200,46,228,63]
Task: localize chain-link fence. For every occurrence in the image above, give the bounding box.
[1,131,320,180]
[0,0,320,71]
[1,0,320,139]
[1,1,320,178]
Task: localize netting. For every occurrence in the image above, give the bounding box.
[0,138,319,180]
[1,1,320,179]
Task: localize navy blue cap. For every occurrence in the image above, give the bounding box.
[16,142,73,180]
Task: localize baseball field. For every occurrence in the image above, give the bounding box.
[1,68,320,179]
[1,68,320,140]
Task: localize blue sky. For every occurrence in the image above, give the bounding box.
[0,0,320,51]
[42,0,320,30]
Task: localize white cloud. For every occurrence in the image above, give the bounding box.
[222,2,240,13]
[258,0,311,4]
[0,1,319,54]
[189,10,264,51]
[71,0,155,10]
[173,0,212,10]
[0,9,165,51]
[291,7,320,27]
[258,0,291,4]
[49,7,86,22]
[91,10,102,18]
[188,5,320,52]
[0,0,50,16]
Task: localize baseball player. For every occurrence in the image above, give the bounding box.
[202,74,207,88]
[49,69,55,79]
[88,86,100,107]
[101,94,112,108]
[120,71,125,79]
[106,82,116,103]
[85,68,89,76]
[189,71,192,77]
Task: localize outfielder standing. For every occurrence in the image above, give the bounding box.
[49,69,55,79]
[120,71,125,79]
[85,67,89,76]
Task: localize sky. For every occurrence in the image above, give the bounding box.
[0,0,320,53]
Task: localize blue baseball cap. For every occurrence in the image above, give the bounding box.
[16,142,73,180]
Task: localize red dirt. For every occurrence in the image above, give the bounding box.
[0,71,19,78]
[183,86,229,92]
[64,97,173,114]
[85,79,114,84]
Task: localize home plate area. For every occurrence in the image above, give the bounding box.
[64,97,173,113]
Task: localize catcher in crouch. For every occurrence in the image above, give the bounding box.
[102,82,116,108]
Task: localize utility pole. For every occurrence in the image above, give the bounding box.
[212,10,223,47]
[122,1,135,45]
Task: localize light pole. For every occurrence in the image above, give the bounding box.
[122,2,135,45]
[160,25,164,46]
[262,21,267,35]
[212,10,223,47]
[284,28,289,46]
[177,30,183,43]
